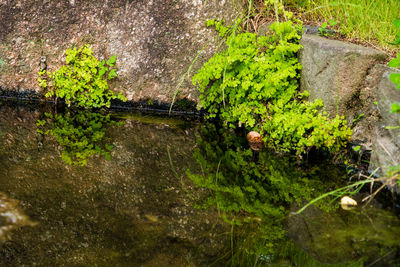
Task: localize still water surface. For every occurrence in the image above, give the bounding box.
[0,101,400,266]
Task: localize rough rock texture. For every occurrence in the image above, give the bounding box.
[299,34,387,148]
[0,0,242,103]
[369,67,400,177]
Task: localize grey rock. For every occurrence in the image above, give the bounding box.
[304,25,334,35]
[299,34,387,147]
[369,67,400,178]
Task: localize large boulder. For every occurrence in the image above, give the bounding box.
[299,34,387,148]
[0,0,242,103]
[369,67,400,177]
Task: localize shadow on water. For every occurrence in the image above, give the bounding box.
[0,101,400,266]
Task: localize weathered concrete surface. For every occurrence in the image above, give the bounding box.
[299,34,387,148]
[369,67,400,176]
[0,0,242,103]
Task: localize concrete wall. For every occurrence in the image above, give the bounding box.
[0,0,242,103]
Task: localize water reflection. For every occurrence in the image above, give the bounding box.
[187,123,400,266]
[36,109,124,166]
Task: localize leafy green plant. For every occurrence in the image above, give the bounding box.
[193,4,351,155]
[318,19,338,36]
[388,54,400,113]
[390,18,400,45]
[38,44,126,108]
[36,109,124,166]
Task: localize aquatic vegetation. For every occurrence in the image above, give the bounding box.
[187,123,400,266]
[193,2,352,155]
[187,123,346,264]
[37,44,126,108]
[36,109,124,166]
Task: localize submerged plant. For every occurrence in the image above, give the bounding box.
[193,2,351,155]
[37,44,126,108]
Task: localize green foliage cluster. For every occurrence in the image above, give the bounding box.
[36,110,123,166]
[387,19,400,183]
[38,44,126,108]
[193,16,352,154]
[318,19,338,36]
[187,123,346,263]
[388,20,400,113]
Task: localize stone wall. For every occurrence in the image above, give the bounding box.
[299,33,400,177]
[299,34,387,148]
[0,0,242,103]
[369,68,400,175]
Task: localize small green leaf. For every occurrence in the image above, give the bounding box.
[388,56,400,68]
[390,102,400,113]
[105,143,114,151]
[392,38,400,45]
[108,55,117,65]
[390,73,400,89]
[108,69,117,80]
[329,20,338,26]
[98,68,106,77]
[104,153,112,161]
[394,19,400,28]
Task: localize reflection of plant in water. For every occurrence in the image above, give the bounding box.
[187,123,346,265]
[36,109,124,166]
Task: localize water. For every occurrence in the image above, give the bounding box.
[0,101,400,266]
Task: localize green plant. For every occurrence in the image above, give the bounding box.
[318,19,337,36]
[36,109,124,166]
[293,0,400,51]
[390,18,400,45]
[38,44,126,108]
[193,4,351,155]
[388,53,400,113]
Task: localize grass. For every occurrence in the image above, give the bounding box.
[288,0,400,52]
[250,0,399,53]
